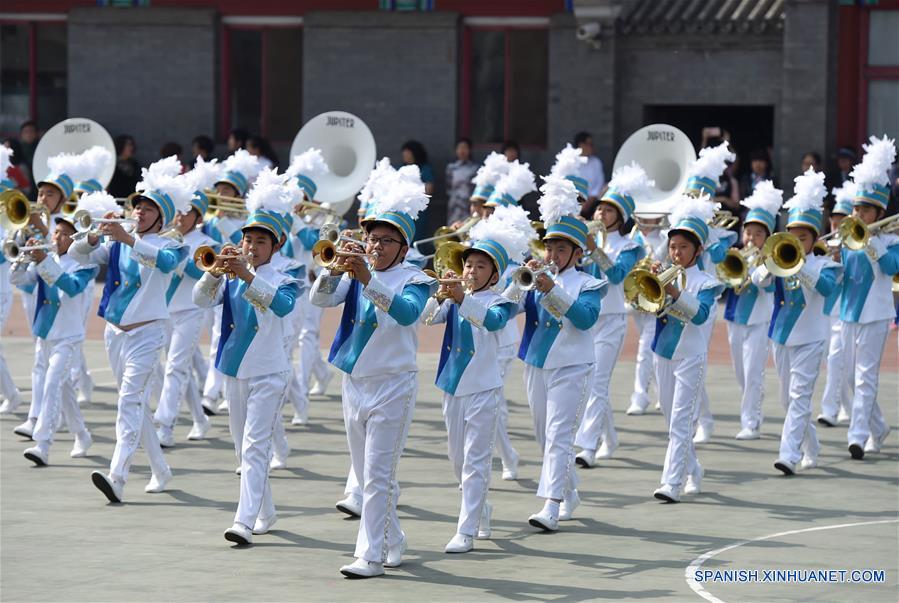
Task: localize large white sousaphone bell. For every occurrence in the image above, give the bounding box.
[32,118,116,187]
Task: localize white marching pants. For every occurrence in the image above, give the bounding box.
[630,312,656,411]
[773,341,823,463]
[576,313,627,452]
[71,298,94,397]
[494,344,518,468]
[656,354,704,489]
[203,306,225,400]
[443,388,500,536]
[844,320,891,447]
[155,308,207,429]
[524,363,591,500]
[226,370,289,528]
[726,322,769,431]
[0,288,18,400]
[296,297,329,416]
[28,338,49,420]
[104,322,169,484]
[820,316,852,419]
[343,371,416,563]
[192,312,211,383]
[32,335,87,446]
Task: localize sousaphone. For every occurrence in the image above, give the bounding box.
[32,117,116,188]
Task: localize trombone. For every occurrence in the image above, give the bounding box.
[413,214,480,250]
[623,262,686,314]
[820,213,899,252]
[295,201,342,224]
[193,244,251,278]
[512,261,558,291]
[710,210,740,230]
[716,244,760,293]
[204,191,249,216]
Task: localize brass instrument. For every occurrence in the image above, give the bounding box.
[2,239,54,265]
[71,209,136,239]
[716,244,759,293]
[413,214,481,250]
[61,198,79,216]
[512,261,558,291]
[623,263,686,314]
[1,190,51,230]
[633,212,670,230]
[423,268,471,302]
[319,222,364,246]
[578,220,608,267]
[204,191,249,216]
[193,244,250,278]
[892,273,899,293]
[311,239,375,273]
[528,221,546,259]
[821,213,899,252]
[761,232,804,277]
[295,200,343,224]
[433,241,467,277]
[710,210,740,230]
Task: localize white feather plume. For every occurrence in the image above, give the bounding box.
[831,181,858,206]
[373,162,429,219]
[0,146,11,180]
[135,156,193,217]
[185,156,221,193]
[222,149,262,182]
[669,192,719,227]
[286,148,330,182]
[740,180,783,215]
[495,161,536,202]
[538,174,580,225]
[549,144,587,179]
[688,141,736,181]
[469,204,535,262]
[607,161,655,199]
[46,152,83,181]
[246,167,298,215]
[77,191,121,218]
[77,145,113,182]
[357,157,395,211]
[849,134,896,190]
[784,168,827,213]
[471,151,510,188]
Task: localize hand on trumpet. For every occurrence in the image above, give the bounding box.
[526,259,555,294]
[219,245,254,282]
[98,211,133,245]
[441,269,467,304]
[26,237,47,263]
[651,261,681,300]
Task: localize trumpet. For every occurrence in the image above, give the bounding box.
[204,191,249,215]
[71,209,137,239]
[0,189,51,230]
[311,239,375,272]
[193,244,251,278]
[761,232,804,278]
[623,263,686,314]
[2,239,54,264]
[423,268,472,302]
[319,222,365,246]
[512,261,558,291]
[413,214,481,250]
[710,210,740,230]
[716,244,760,292]
[821,213,899,252]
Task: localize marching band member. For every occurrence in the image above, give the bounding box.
[723,180,782,440]
[481,159,536,479]
[575,163,650,466]
[201,149,262,415]
[422,205,526,553]
[816,183,854,427]
[469,151,510,220]
[154,158,221,445]
[625,215,667,416]
[71,156,191,503]
[649,195,724,503]
[752,169,841,475]
[192,167,303,545]
[504,175,605,530]
[14,192,103,465]
[683,141,738,444]
[285,148,331,424]
[311,161,436,578]
[0,147,23,413]
[841,136,899,460]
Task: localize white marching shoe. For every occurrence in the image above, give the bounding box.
[558,489,580,521]
[501,454,518,481]
[653,483,681,503]
[735,427,760,440]
[625,401,646,416]
[575,449,595,468]
[290,413,308,426]
[476,501,492,539]
[156,425,175,448]
[253,513,278,535]
[76,377,94,405]
[596,435,618,460]
[270,449,289,470]
[217,399,229,413]
[864,426,891,454]
[528,502,559,532]
[0,392,23,414]
[24,443,49,466]
[186,417,210,441]
[816,414,837,427]
[684,467,704,495]
[774,458,796,476]
[445,533,474,553]
[145,467,172,493]
[224,522,253,546]
[310,370,333,396]
[836,408,851,424]
[693,424,713,444]
[340,558,384,579]
[384,532,407,568]
[91,471,124,503]
[336,495,362,518]
[70,430,93,458]
[201,396,218,416]
[799,455,818,470]
[13,417,36,438]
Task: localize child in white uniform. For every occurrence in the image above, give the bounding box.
[0,148,23,413]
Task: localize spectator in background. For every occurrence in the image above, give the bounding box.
[18,120,39,196]
[107,134,141,199]
[191,135,214,167]
[444,137,478,225]
[401,139,434,240]
[574,131,606,206]
[159,142,186,172]
[501,140,520,163]
[801,151,822,173]
[2,138,33,196]
[740,148,774,200]
[227,128,248,153]
[833,146,857,186]
[247,135,278,170]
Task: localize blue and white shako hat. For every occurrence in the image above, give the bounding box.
[286,148,330,202]
[71,146,113,196]
[362,162,430,246]
[685,141,735,197]
[849,134,896,211]
[0,146,14,191]
[538,174,589,249]
[830,181,856,216]
[601,162,655,223]
[549,144,588,200]
[784,168,827,236]
[57,190,121,228]
[39,151,81,201]
[133,156,194,226]
[243,167,300,240]
[465,204,535,275]
[740,180,783,234]
[470,151,510,202]
[216,149,262,198]
[667,192,718,246]
[485,160,536,208]
[357,158,394,224]
[184,156,221,216]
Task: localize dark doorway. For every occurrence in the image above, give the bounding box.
[644,105,775,180]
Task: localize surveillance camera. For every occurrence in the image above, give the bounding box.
[576,22,601,41]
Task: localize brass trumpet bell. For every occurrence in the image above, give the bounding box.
[0,189,47,229]
[433,241,467,277]
[761,232,804,278]
[512,262,558,291]
[716,244,759,290]
[528,221,546,259]
[193,244,247,278]
[312,239,371,271]
[623,264,685,313]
